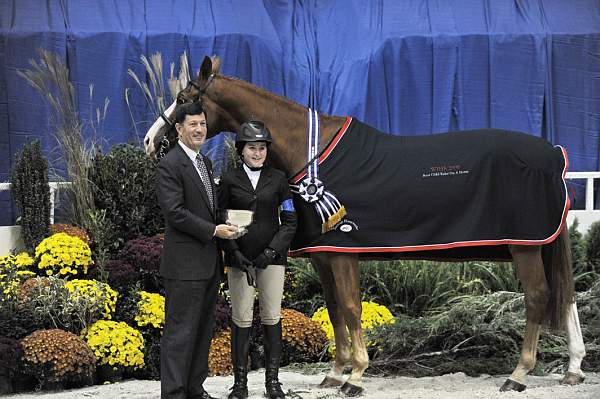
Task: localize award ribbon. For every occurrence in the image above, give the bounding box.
[290,109,347,233]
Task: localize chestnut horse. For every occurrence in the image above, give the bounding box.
[144,56,586,396]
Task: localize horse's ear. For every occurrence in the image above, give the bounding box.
[211,55,221,74]
[200,56,213,80]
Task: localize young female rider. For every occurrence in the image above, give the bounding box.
[218,121,297,399]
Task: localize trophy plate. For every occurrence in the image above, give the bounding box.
[226,209,254,228]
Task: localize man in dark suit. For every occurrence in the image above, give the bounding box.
[156,101,239,399]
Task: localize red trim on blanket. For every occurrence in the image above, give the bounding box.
[289,145,571,256]
[290,117,353,184]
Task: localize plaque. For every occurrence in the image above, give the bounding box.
[226,209,254,227]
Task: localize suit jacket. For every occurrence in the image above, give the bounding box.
[156,144,220,280]
[217,166,297,265]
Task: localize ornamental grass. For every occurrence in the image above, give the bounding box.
[21,329,96,385]
[82,320,145,370]
[34,233,93,277]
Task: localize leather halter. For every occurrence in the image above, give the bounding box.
[156,74,216,159]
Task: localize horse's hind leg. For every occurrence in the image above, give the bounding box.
[562,301,586,384]
[310,253,352,387]
[501,245,549,392]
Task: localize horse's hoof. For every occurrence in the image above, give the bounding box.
[319,376,344,388]
[499,378,526,392]
[340,382,364,397]
[561,371,585,385]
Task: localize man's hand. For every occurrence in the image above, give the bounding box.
[214,224,239,239]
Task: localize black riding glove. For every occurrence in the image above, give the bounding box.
[232,250,252,269]
[230,250,255,287]
[253,248,278,269]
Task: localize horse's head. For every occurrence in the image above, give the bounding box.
[144,56,239,159]
[177,55,221,105]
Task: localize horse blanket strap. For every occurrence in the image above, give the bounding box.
[288,118,570,261]
[290,109,347,233]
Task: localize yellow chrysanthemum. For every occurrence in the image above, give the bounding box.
[134,291,165,330]
[311,301,395,354]
[65,279,118,319]
[0,252,36,300]
[82,320,145,369]
[35,233,92,277]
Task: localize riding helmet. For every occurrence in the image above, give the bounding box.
[236,121,273,144]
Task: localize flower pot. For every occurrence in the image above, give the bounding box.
[11,374,36,392]
[41,380,64,391]
[0,372,12,394]
[96,364,123,383]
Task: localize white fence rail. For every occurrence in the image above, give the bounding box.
[0,182,71,225]
[1,173,600,255]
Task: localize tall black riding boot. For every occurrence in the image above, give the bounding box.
[263,322,285,399]
[228,324,251,399]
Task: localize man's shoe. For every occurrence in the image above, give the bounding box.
[198,391,218,399]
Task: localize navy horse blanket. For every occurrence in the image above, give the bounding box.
[289,118,569,261]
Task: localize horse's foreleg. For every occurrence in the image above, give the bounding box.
[310,253,351,387]
[562,301,586,384]
[330,254,368,397]
[501,245,549,392]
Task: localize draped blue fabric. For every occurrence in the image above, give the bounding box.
[1,0,599,224]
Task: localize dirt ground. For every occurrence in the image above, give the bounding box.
[5,370,600,399]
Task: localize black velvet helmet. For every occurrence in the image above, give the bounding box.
[236,120,272,144]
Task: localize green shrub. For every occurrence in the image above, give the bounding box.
[16,277,106,334]
[284,258,519,316]
[89,144,163,251]
[569,218,586,271]
[359,260,519,315]
[282,258,324,315]
[0,299,42,340]
[84,208,123,280]
[570,219,597,291]
[585,221,600,272]
[0,336,24,379]
[10,140,51,253]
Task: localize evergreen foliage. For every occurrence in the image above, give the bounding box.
[89,144,163,249]
[570,218,597,291]
[10,140,51,253]
[585,220,600,273]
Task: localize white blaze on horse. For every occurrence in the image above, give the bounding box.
[144,56,586,396]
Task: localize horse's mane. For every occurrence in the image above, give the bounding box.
[218,75,308,114]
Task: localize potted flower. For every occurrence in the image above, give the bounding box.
[34,233,93,277]
[82,320,144,382]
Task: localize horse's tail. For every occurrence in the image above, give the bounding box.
[541,227,575,330]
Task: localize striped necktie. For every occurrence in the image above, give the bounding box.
[195,153,214,209]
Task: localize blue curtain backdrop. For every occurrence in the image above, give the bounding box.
[1,0,599,225]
